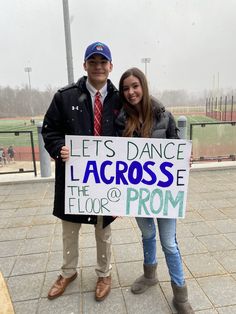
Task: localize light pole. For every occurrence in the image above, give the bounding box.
[62,0,74,84]
[141,57,151,78]
[24,66,32,90]
[24,66,33,116]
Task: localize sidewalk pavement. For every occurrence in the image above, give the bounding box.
[0,164,236,313]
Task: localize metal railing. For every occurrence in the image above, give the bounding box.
[190,121,236,162]
[0,131,37,176]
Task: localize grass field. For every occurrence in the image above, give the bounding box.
[0,118,43,147]
[175,114,217,139]
[175,114,236,159]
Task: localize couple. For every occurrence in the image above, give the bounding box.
[42,41,194,314]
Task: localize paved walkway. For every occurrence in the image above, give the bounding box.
[0,166,236,313]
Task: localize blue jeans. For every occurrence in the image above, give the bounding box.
[136,217,184,286]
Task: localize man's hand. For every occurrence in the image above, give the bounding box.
[60,146,70,162]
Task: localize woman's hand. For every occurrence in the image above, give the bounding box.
[60,146,70,162]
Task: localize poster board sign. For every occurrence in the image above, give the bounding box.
[65,136,192,219]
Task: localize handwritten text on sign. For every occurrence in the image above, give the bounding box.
[65,136,192,218]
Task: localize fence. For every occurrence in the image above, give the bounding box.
[167,104,205,115]
[206,96,236,121]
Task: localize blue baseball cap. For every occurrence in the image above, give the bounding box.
[84,42,112,61]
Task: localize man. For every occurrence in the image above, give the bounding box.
[42,42,121,301]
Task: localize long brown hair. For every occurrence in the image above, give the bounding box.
[119,67,153,137]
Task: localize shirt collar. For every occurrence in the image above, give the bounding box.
[86,79,107,96]
[86,79,107,100]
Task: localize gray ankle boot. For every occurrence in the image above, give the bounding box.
[131,263,158,294]
[171,282,194,314]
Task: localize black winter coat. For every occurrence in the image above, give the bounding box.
[42,76,121,227]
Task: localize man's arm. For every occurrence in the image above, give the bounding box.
[42,92,66,160]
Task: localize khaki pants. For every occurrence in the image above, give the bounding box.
[60,217,112,278]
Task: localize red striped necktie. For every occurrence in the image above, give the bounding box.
[94,91,102,136]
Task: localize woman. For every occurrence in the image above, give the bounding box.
[116,67,194,314]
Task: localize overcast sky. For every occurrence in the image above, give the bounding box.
[1,0,236,93]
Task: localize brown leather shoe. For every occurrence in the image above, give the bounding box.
[95,275,112,301]
[48,272,77,300]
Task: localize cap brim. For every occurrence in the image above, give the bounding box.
[85,52,111,61]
